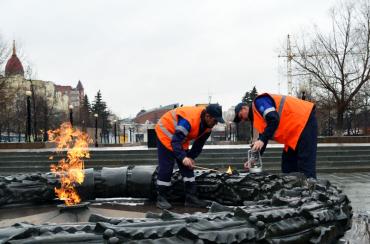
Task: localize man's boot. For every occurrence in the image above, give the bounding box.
[156,185,172,210]
[184,182,208,208]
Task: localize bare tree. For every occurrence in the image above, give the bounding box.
[363,82,370,134]
[0,82,27,142]
[0,36,11,134]
[24,66,40,141]
[0,36,31,141]
[290,0,370,132]
[33,85,65,141]
[353,81,370,134]
[0,77,8,124]
[0,35,10,76]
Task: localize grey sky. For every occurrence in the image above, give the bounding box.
[0,0,336,118]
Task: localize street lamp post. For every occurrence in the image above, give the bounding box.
[129,126,134,143]
[301,91,306,100]
[129,126,132,143]
[113,120,117,144]
[81,120,85,132]
[123,125,126,143]
[327,90,332,136]
[26,91,32,143]
[224,124,227,141]
[229,122,232,141]
[69,105,74,127]
[117,122,121,144]
[94,113,98,147]
[299,82,308,101]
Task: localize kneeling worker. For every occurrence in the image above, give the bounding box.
[233,93,317,178]
[155,104,224,209]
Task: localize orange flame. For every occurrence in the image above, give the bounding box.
[226,165,233,175]
[48,122,91,206]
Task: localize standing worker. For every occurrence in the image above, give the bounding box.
[233,93,317,178]
[155,104,225,209]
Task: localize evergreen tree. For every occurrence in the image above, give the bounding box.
[92,90,111,143]
[92,90,106,115]
[80,95,91,128]
[242,86,258,104]
[238,86,258,142]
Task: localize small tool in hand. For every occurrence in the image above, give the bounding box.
[193,165,222,173]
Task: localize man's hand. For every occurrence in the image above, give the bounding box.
[189,158,196,167]
[244,161,251,171]
[252,140,264,151]
[182,157,194,169]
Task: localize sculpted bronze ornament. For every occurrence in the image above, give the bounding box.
[0,166,352,243]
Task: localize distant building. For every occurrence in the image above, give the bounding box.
[133,103,179,124]
[3,41,85,112]
[5,41,24,77]
[54,80,84,108]
[195,103,208,107]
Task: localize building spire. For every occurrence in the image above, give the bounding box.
[12,40,16,56]
[5,40,24,77]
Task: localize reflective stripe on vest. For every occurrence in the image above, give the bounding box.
[252,93,313,150]
[155,107,206,151]
[272,95,286,137]
[277,95,286,115]
[263,107,276,118]
[183,176,195,182]
[157,179,171,186]
[157,110,177,139]
[175,125,189,136]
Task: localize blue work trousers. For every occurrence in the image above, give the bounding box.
[156,139,194,185]
[281,109,318,178]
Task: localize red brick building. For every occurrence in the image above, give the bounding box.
[133,104,179,124]
[54,80,84,108]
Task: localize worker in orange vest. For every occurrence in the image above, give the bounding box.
[233,93,317,178]
[155,104,224,209]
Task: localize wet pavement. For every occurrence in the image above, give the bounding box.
[325,172,370,243]
[319,173,370,212]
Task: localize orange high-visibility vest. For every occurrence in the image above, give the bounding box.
[252,93,314,150]
[155,106,211,151]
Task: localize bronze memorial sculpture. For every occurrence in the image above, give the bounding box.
[0,166,352,243]
[0,124,353,243]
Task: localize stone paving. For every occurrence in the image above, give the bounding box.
[320,173,370,212]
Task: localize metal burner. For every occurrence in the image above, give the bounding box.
[57,201,90,211]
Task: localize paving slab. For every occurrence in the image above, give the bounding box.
[1,143,370,152]
[319,172,370,212]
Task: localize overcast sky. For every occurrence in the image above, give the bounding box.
[0,0,337,118]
